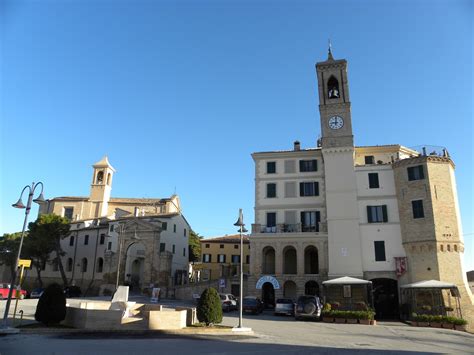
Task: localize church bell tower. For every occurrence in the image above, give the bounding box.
[90,156,115,217]
[316,46,363,278]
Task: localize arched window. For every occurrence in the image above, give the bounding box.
[96,257,104,273]
[440,244,444,252]
[454,244,458,252]
[305,281,319,296]
[327,76,340,99]
[447,244,451,252]
[304,246,319,274]
[96,171,104,184]
[67,258,73,272]
[283,246,297,274]
[262,246,275,274]
[107,173,111,186]
[81,258,88,273]
[283,280,297,299]
[52,258,59,272]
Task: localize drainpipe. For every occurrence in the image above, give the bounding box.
[85,227,100,296]
[70,230,79,283]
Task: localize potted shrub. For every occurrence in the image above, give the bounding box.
[357,311,373,325]
[452,318,468,332]
[346,311,358,324]
[430,315,443,328]
[414,314,430,327]
[322,303,334,323]
[333,310,347,324]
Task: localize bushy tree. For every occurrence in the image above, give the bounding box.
[188,230,202,263]
[0,233,22,280]
[197,287,222,326]
[27,214,71,287]
[35,283,67,326]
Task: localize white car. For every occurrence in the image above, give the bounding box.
[219,293,238,312]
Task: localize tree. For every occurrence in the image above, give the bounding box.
[188,230,202,263]
[197,287,223,326]
[22,230,56,288]
[0,233,22,280]
[27,214,71,287]
[35,283,66,325]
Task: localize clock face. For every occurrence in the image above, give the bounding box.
[328,115,344,130]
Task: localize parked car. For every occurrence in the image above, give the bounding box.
[29,288,45,299]
[242,296,264,315]
[64,286,82,297]
[294,295,322,321]
[219,293,238,312]
[0,283,27,300]
[274,298,295,316]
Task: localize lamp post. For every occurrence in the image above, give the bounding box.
[2,182,44,329]
[233,209,248,330]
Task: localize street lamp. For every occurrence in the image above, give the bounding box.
[2,182,44,329]
[233,209,248,331]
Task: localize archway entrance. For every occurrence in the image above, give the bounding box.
[262,282,275,309]
[371,278,399,320]
[305,280,319,296]
[125,242,145,292]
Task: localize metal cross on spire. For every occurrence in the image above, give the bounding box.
[328,38,334,60]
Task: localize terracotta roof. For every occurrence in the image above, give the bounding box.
[201,234,250,244]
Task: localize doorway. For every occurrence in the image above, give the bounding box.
[262,282,275,309]
[371,278,399,320]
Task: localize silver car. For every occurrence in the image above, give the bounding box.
[294,295,322,321]
[274,298,295,316]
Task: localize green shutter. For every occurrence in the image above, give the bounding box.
[315,182,319,196]
[367,206,373,223]
[382,205,388,222]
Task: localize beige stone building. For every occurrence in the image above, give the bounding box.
[248,49,473,326]
[22,157,192,294]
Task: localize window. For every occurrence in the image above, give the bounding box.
[266,212,276,227]
[109,224,115,232]
[172,244,176,254]
[205,243,210,248]
[184,228,187,237]
[107,241,112,250]
[246,255,250,264]
[301,211,320,232]
[300,182,319,196]
[203,254,211,263]
[365,156,375,165]
[234,244,238,249]
[160,243,165,252]
[408,165,425,181]
[231,255,240,263]
[183,248,186,257]
[81,258,88,273]
[99,234,105,245]
[69,235,75,246]
[96,257,104,273]
[173,224,177,233]
[218,254,226,263]
[266,183,276,198]
[299,160,317,172]
[284,182,296,198]
[412,200,425,219]
[220,244,224,249]
[267,161,276,174]
[96,171,104,183]
[368,173,380,189]
[67,258,73,272]
[84,235,89,245]
[162,222,167,231]
[374,241,386,261]
[327,76,340,98]
[284,160,296,173]
[52,258,59,272]
[64,207,74,220]
[367,205,388,223]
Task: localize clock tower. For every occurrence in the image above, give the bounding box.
[316,47,363,278]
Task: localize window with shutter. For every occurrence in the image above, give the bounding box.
[368,173,380,188]
[374,241,386,261]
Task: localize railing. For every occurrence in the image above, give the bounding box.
[252,222,327,234]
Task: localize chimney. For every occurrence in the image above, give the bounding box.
[134,207,140,217]
[294,141,301,151]
[422,147,427,156]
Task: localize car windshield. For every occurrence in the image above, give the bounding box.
[219,295,226,300]
[243,298,257,305]
[276,299,293,304]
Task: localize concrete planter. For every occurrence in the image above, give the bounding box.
[358,319,370,325]
[322,317,334,323]
[454,325,467,332]
[346,318,358,324]
[430,322,442,328]
[335,318,346,324]
[417,322,429,327]
[442,323,454,330]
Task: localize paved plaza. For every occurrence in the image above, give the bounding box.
[0,298,473,354]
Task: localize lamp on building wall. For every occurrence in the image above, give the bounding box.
[2,182,44,329]
[233,209,249,331]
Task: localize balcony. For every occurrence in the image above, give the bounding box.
[252,222,327,234]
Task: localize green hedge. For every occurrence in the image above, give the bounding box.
[322,310,375,320]
[412,314,467,325]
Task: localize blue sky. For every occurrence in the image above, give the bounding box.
[1,0,472,270]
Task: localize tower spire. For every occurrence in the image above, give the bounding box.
[328,39,334,61]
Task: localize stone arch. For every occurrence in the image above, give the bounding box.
[96,257,104,273]
[283,280,297,299]
[125,242,146,290]
[262,246,276,274]
[81,257,88,273]
[283,246,297,274]
[305,280,320,296]
[327,75,340,98]
[96,171,104,184]
[304,245,319,274]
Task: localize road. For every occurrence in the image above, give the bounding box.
[0,298,473,354]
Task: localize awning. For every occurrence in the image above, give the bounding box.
[400,280,458,289]
[322,276,372,285]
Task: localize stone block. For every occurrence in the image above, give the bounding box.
[148,310,187,330]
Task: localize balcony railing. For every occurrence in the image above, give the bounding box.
[252,222,327,234]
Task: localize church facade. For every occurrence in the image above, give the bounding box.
[247,50,473,323]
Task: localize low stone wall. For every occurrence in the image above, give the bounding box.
[64,307,123,330]
[148,310,187,330]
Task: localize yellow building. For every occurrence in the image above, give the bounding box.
[198,234,250,285]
